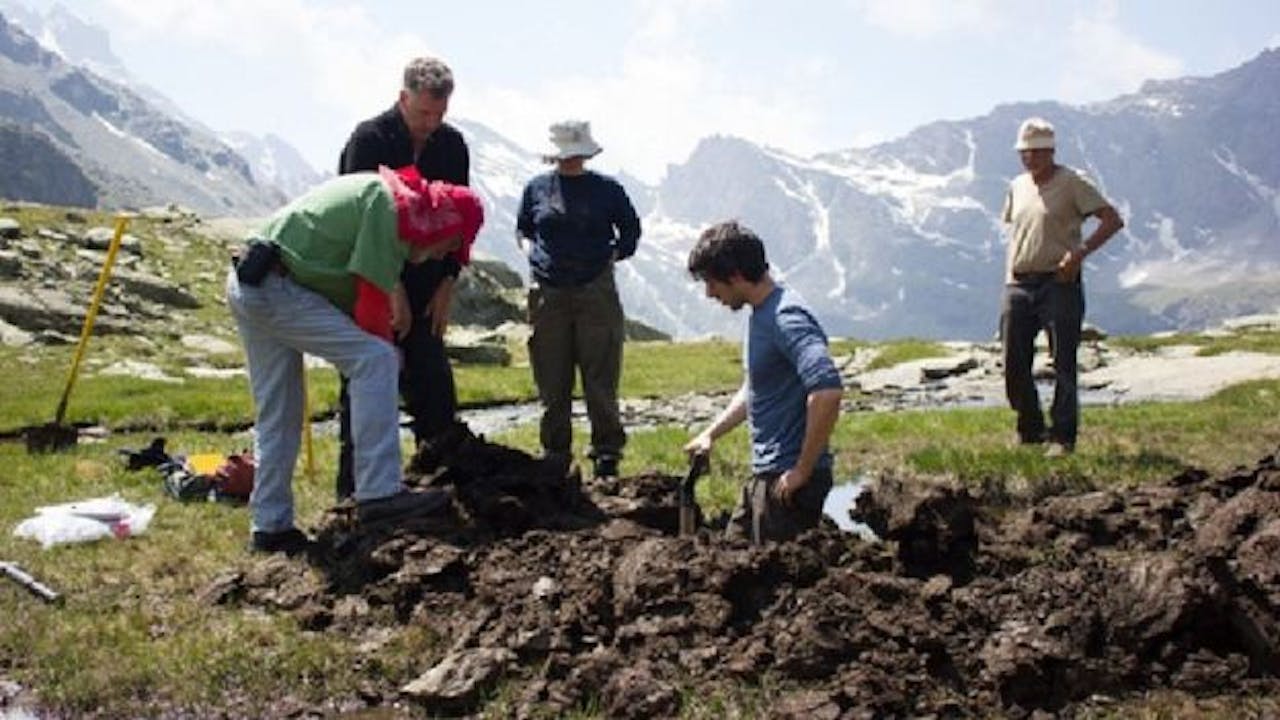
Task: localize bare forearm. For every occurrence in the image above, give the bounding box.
[1083,206,1124,256]
[706,383,748,441]
[425,277,455,336]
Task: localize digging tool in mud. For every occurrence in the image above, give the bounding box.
[1,561,62,605]
[678,452,710,536]
[25,214,132,453]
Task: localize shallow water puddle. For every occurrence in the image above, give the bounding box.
[823,476,877,539]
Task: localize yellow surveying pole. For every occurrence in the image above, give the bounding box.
[28,214,132,452]
[56,214,132,423]
[302,362,315,480]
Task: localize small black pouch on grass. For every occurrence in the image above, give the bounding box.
[235,240,280,286]
[119,437,171,471]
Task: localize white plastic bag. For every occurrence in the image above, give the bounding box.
[13,493,156,549]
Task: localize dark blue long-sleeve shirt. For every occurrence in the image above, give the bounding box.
[516,170,641,287]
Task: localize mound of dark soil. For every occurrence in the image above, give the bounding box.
[207,426,1280,718]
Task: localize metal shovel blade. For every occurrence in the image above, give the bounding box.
[24,422,79,454]
[678,453,710,536]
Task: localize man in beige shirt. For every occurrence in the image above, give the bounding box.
[1000,117,1124,456]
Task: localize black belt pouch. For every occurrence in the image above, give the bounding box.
[235,240,280,287]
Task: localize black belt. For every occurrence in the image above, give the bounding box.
[1012,271,1059,283]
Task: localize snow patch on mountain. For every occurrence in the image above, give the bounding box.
[222,131,325,200]
[1214,146,1280,223]
[94,112,166,159]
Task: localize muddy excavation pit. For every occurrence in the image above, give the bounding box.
[206,424,1280,718]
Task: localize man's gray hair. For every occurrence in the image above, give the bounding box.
[403,57,454,99]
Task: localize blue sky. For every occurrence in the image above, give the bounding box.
[16,0,1280,183]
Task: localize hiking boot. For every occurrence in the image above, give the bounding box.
[592,456,620,479]
[1044,442,1074,458]
[412,421,474,473]
[356,489,450,525]
[249,527,311,556]
[541,452,572,478]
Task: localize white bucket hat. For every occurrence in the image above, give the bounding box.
[1014,117,1056,151]
[544,120,603,161]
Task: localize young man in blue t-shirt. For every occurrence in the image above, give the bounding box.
[684,221,843,544]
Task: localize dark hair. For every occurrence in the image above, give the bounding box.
[403,57,454,99]
[687,220,769,283]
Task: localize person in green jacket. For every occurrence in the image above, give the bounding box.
[226,165,482,554]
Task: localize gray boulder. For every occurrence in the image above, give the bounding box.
[0,250,21,278]
[113,269,200,309]
[81,227,143,255]
[453,265,524,328]
[0,285,132,334]
[401,647,516,714]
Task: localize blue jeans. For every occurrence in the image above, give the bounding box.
[226,269,404,533]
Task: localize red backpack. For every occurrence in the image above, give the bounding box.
[213,453,255,501]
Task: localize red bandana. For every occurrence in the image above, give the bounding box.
[378,165,483,265]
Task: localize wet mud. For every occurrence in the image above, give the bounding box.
[208,425,1280,718]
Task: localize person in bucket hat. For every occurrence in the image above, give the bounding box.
[226,167,483,554]
[516,120,640,479]
[542,119,603,162]
[335,56,472,502]
[1000,117,1124,458]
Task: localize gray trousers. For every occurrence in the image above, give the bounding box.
[726,467,833,545]
[1000,277,1085,446]
[527,268,626,461]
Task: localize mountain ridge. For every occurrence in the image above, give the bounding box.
[0,3,1276,340]
[0,8,283,214]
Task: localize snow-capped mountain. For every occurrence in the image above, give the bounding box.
[1,0,326,202]
[0,9,285,214]
[459,50,1280,340]
[222,131,327,200]
[2,1,1275,340]
[0,1,126,81]
[0,1,223,133]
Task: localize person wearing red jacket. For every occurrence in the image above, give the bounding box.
[226,165,482,554]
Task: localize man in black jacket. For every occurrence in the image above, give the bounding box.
[334,56,471,499]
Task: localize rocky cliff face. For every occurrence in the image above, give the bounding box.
[0,11,282,215]
[222,131,329,201]
[0,121,95,206]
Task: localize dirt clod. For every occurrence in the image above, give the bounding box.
[219,428,1280,716]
